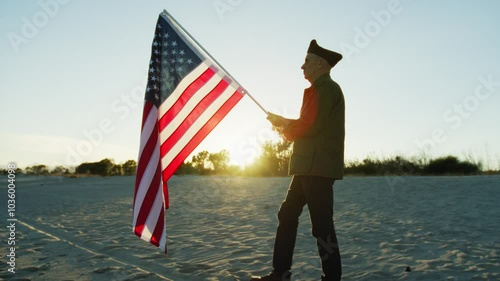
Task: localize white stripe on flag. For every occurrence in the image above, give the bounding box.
[159,71,224,143]
[159,61,213,118]
[133,135,161,226]
[140,180,164,242]
[139,105,158,157]
[161,81,240,169]
[158,226,167,251]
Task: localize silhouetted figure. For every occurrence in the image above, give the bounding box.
[250,40,345,281]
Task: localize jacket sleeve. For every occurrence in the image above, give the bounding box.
[282,83,335,141]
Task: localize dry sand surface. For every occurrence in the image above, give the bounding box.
[1,175,499,280]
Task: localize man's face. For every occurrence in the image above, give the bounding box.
[301,53,321,82]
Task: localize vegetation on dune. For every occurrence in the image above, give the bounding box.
[345,155,484,176]
[74,159,137,176]
[2,140,498,177]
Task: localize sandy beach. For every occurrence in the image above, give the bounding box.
[1,175,499,280]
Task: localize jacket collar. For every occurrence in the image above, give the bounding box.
[312,73,331,87]
[306,73,331,93]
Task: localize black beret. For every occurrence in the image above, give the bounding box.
[307,39,342,67]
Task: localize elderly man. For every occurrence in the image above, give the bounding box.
[250,40,345,281]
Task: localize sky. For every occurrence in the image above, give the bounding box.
[1,0,500,170]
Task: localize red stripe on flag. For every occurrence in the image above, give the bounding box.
[162,92,244,180]
[136,160,162,233]
[150,207,165,248]
[141,102,154,129]
[159,68,215,132]
[159,78,229,157]
[134,159,162,237]
[135,123,159,190]
[163,181,169,209]
[134,101,157,212]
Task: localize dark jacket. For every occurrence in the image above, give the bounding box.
[282,73,345,179]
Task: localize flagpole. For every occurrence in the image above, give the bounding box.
[162,9,270,116]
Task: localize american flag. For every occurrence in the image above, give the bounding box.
[133,11,245,253]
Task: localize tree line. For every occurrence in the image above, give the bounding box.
[6,159,138,177]
[2,140,498,177]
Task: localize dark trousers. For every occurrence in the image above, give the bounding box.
[273,175,341,280]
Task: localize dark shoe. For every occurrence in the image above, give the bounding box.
[250,270,291,281]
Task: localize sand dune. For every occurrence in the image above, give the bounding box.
[1,175,499,280]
